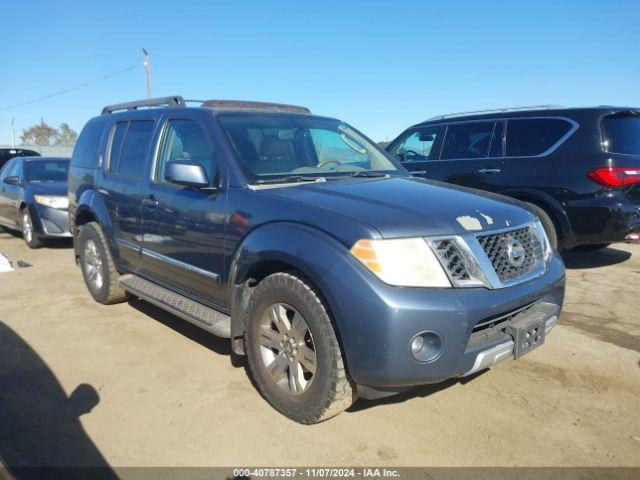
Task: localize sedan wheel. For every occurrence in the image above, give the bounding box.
[22,211,33,244]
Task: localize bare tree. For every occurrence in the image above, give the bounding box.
[55,123,78,147]
[20,118,58,147]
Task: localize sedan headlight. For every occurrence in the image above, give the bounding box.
[34,195,69,210]
[350,238,451,288]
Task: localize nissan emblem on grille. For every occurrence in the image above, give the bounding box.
[506,238,526,267]
[477,226,544,283]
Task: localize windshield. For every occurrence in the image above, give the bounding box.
[218,114,402,182]
[25,160,69,183]
[601,112,640,155]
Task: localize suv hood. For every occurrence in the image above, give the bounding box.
[262,177,535,238]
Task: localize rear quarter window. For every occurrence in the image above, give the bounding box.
[71,120,107,168]
[505,118,573,157]
[601,113,640,155]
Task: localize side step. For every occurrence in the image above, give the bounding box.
[119,274,231,338]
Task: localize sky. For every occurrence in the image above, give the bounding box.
[1,0,639,145]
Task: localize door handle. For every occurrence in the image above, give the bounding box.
[142,196,159,208]
[478,168,501,174]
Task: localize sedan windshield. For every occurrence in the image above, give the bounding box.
[218,114,402,183]
[25,160,69,183]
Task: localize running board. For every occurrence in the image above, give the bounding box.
[119,274,231,338]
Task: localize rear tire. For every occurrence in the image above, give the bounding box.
[526,203,559,251]
[21,207,44,249]
[77,222,129,304]
[245,272,355,424]
[572,243,611,252]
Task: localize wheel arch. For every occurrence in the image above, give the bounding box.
[72,189,116,261]
[227,222,351,360]
[501,188,573,247]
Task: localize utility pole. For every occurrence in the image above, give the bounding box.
[143,48,151,99]
[11,118,15,148]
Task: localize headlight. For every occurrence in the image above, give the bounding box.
[33,195,69,210]
[533,220,553,262]
[350,238,451,288]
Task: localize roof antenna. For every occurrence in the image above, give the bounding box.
[142,49,151,99]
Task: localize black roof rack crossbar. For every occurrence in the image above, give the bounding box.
[101,95,186,115]
[201,99,310,113]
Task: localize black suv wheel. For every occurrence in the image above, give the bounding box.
[77,222,129,304]
[245,272,355,423]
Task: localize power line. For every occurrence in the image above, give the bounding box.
[0,64,140,112]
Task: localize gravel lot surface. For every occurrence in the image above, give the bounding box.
[1,231,639,467]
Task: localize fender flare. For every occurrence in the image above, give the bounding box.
[227,222,350,350]
[73,189,118,258]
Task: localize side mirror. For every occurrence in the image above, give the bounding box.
[4,176,21,186]
[165,161,213,190]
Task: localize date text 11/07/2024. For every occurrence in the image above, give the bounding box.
[232,468,401,478]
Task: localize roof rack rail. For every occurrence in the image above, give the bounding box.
[201,99,310,113]
[101,95,186,115]
[425,105,565,121]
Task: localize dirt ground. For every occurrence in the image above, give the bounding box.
[0,230,639,468]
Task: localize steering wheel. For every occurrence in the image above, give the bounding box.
[403,149,420,156]
[317,159,341,170]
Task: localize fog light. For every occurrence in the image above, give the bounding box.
[409,331,443,363]
[411,336,424,354]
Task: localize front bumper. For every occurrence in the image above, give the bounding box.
[32,204,71,238]
[325,252,566,390]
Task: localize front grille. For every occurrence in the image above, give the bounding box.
[433,240,470,281]
[476,226,543,283]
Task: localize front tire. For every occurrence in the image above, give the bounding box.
[77,222,129,304]
[245,272,354,424]
[21,207,44,249]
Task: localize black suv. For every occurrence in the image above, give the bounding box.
[387,106,640,251]
[68,97,564,423]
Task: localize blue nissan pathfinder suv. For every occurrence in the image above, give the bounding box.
[68,96,565,423]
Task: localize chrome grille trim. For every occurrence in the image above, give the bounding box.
[476,225,544,283]
[427,222,550,289]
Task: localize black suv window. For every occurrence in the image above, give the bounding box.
[506,118,572,157]
[108,120,155,179]
[72,121,106,168]
[441,122,494,160]
[389,125,443,162]
[601,112,640,155]
[488,121,504,157]
[156,119,215,184]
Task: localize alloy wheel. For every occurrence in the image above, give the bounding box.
[22,211,33,244]
[83,239,104,290]
[259,303,317,395]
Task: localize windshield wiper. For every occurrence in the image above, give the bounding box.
[349,171,389,178]
[255,175,326,185]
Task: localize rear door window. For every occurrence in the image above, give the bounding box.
[108,120,155,179]
[71,120,106,168]
[389,125,443,162]
[441,122,494,160]
[505,118,573,157]
[601,113,640,155]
